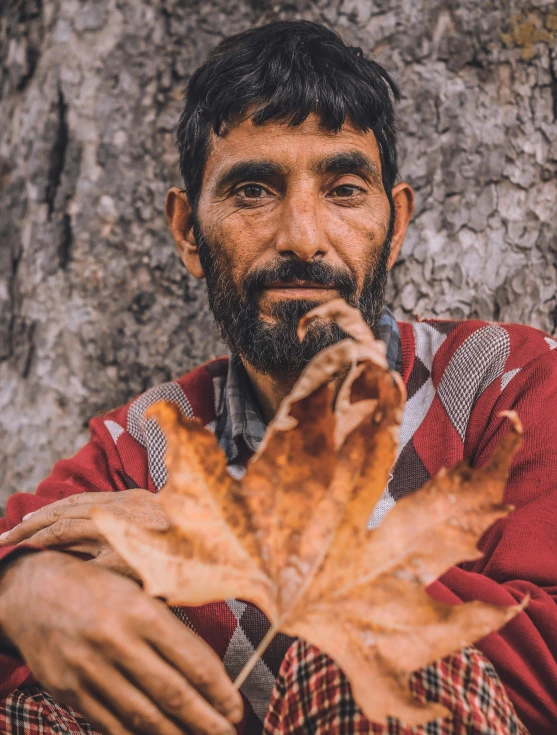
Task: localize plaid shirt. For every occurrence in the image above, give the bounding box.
[265,642,529,735]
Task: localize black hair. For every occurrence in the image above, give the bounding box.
[176,19,400,209]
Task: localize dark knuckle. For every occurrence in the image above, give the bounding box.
[51,504,64,520]
[132,599,157,625]
[51,519,70,541]
[193,671,212,692]
[50,674,80,703]
[88,620,118,647]
[128,712,143,730]
[130,709,161,732]
[70,658,93,682]
[163,685,187,712]
[62,645,82,669]
[192,664,218,692]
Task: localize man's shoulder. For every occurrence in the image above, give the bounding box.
[100,356,229,441]
[399,316,556,381]
[94,356,229,491]
[137,355,229,418]
[392,317,557,472]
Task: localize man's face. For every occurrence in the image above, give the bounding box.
[181,114,403,374]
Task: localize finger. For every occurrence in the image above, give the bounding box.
[25,520,102,552]
[57,688,135,735]
[0,490,156,546]
[0,497,107,545]
[118,640,239,734]
[88,551,140,581]
[27,491,120,518]
[143,603,243,723]
[94,659,234,735]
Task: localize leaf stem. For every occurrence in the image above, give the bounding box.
[233,623,279,690]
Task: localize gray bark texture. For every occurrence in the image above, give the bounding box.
[1,0,556,509]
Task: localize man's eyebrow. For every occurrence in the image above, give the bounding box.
[213,160,287,194]
[314,151,382,188]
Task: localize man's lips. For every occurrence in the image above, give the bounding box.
[260,282,338,301]
[264,281,335,289]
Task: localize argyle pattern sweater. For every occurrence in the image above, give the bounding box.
[1,318,557,735]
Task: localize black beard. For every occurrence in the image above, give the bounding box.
[194,217,394,376]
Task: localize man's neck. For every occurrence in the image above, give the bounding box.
[241,357,348,425]
[241,360,299,425]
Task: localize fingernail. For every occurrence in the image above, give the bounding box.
[0,531,9,541]
[22,511,37,521]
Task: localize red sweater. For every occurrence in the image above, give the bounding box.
[1,318,556,734]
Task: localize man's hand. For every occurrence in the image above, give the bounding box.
[0,551,243,735]
[0,490,166,579]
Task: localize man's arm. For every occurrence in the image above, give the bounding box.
[0,489,168,580]
[0,550,243,735]
[1,411,129,537]
[0,412,132,694]
[0,408,245,734]
[426,346,557,732]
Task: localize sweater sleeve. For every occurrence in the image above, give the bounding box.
[428,346,557,733]
[0,412,130,697]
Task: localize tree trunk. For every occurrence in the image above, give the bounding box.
[1,0,556,509]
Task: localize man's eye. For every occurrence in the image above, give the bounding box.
[331,184,363,198]
[237,184,268,199]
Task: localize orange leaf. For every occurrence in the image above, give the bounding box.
[93,299,526,726]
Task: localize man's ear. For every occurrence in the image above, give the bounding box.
[165,187,205,279]
[387,182,415,270]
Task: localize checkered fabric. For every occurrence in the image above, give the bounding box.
[0,687,100,734]
[0,644,528,735]
[264,641,530,735]
[127,380,195,490]
[1,316,557,734]
[170,601,296,731]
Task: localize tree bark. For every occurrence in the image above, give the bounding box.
[1,0,556,508]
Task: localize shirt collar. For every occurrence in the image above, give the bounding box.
[216,305,401,463]
[375,305,402,374]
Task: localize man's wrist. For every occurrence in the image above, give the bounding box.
[0,549,57,654]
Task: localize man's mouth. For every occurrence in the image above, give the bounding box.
[263,281,336,296]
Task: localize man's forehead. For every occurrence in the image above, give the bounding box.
[202,112,383,185]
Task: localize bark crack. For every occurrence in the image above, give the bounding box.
[1,248,22,362]
[58,212,72,270]
[45,85,68,220]
[549,48,557,123]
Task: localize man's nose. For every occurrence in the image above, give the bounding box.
[274,193,329,261]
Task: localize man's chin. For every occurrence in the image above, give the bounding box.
[230,304,348,375]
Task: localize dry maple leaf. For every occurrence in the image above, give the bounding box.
[93,299,526,726]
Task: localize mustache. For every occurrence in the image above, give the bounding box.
[242,259,356,298]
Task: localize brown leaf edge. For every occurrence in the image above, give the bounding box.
[92,302,529,726]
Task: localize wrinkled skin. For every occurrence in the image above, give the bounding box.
[0,490,168,581]
[0,552,243,735]
[167,113,414,420]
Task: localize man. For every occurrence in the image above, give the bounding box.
[0,19,556,735]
